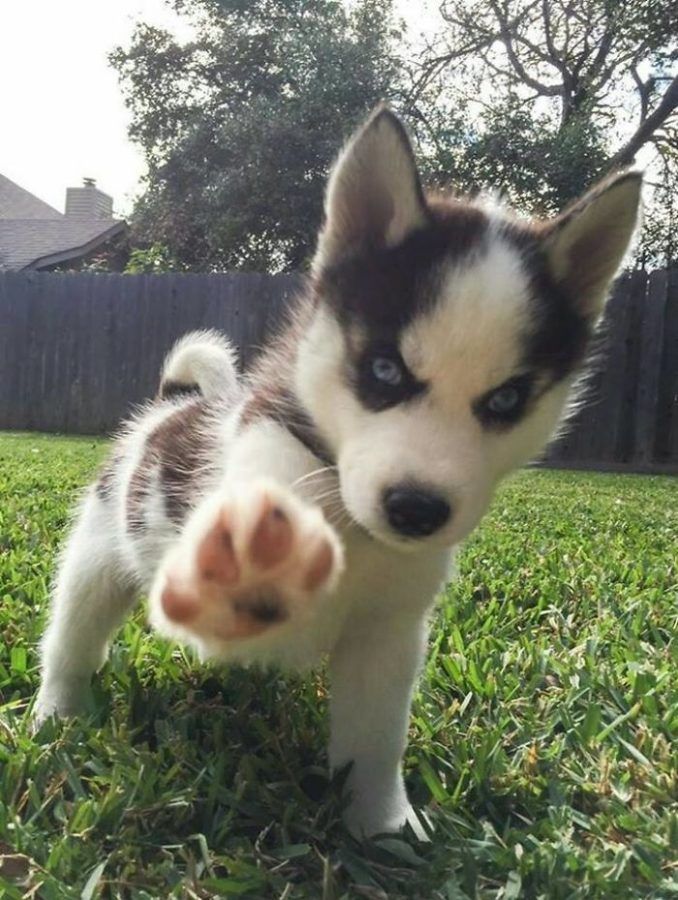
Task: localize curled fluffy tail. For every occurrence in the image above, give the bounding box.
[159,330,239,401]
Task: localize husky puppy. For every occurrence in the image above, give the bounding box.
[34,108,641,838]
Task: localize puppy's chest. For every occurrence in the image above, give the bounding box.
[322,537,452,663]
[337,531,451,614]
[208,533,452,670]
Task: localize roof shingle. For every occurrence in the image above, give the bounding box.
[0,219,126,270]
[0,174,63,220]
[0,174,126,270]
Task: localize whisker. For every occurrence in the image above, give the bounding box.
[292,465,338,488]
[308,487,343,503]
[322,498,346,517]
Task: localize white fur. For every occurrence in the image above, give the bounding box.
[34,110,641,841]
[161,329,240,400]
[36,490,136,718]
[35,397,447,839]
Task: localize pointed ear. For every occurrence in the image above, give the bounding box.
[543,172,642,320]
[313,107,429,270]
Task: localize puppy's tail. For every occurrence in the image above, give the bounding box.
[159,330,240,401]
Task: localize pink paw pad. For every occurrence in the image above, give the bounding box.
[160,585,199,623]
[249,504,294,570]
[153,483,342,642]
[196,513,239,584]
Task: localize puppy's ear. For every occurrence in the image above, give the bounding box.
[314,107,428,270]
[543,171,642,320]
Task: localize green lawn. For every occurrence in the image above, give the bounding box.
[0,433,676,899]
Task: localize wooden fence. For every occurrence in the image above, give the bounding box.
[542,266,677,473]
[0,269,676,473]
[0,271,298,435]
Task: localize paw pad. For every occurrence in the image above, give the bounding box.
[151,481,342,642]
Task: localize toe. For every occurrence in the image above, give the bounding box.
[197,515,240,584]
[161,585,200,623]
[250,501,294,570]
[303,538,336,591]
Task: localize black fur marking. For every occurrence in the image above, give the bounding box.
[241,387,335,466]
[284,405,335,465]
[126,398,218,532]
[96,449,125,502]
[319,201,489,341]
[154,400,217,524]
[160,380,201,400]
[501,225,592,384]
[96,464,115,501]
[317,200,489,409]
[320,202,590,397]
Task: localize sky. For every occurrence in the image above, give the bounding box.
[0,0,193,217]
[0,0,436,219]
[0,1,656,220]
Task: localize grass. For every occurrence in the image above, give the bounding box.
[0,432,676,899]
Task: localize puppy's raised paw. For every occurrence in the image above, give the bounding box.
[149,480,343,643]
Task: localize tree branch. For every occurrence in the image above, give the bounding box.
[487,0,563,97]
[406,35,492,105]
[541,0,561,68]
[630,65,653,122]
[608,73,678,169]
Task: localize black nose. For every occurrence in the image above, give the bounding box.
[382,485,451,538]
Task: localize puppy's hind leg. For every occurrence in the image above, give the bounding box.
[34,490,137,724]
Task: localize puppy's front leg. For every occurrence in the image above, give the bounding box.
[329,612,429,839]
[147,422,345,643]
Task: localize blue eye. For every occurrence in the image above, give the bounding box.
[359,347,426,411]
[486,385,520,414]
[371,356,403,386]
[475,375,533,427]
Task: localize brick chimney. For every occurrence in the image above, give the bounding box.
[65,178,114,220]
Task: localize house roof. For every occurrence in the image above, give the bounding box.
[0,173,126,270]
[0,174,63,220]
[0,220,127,270]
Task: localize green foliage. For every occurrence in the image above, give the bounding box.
[423,96,610,216]
[112,0,404,272]
[113,0,677,271]
[124,243,182,274]
[1,433,676,897]
[416,0,678,256]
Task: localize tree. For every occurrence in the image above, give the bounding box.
[116,0,677,270]
[408,0,677,262]
[112,0,405,272]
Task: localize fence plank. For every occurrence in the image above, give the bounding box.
[594,276,634,463]
[654,266,678,464]
[616,269,647,463]
[634,269,668,464]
